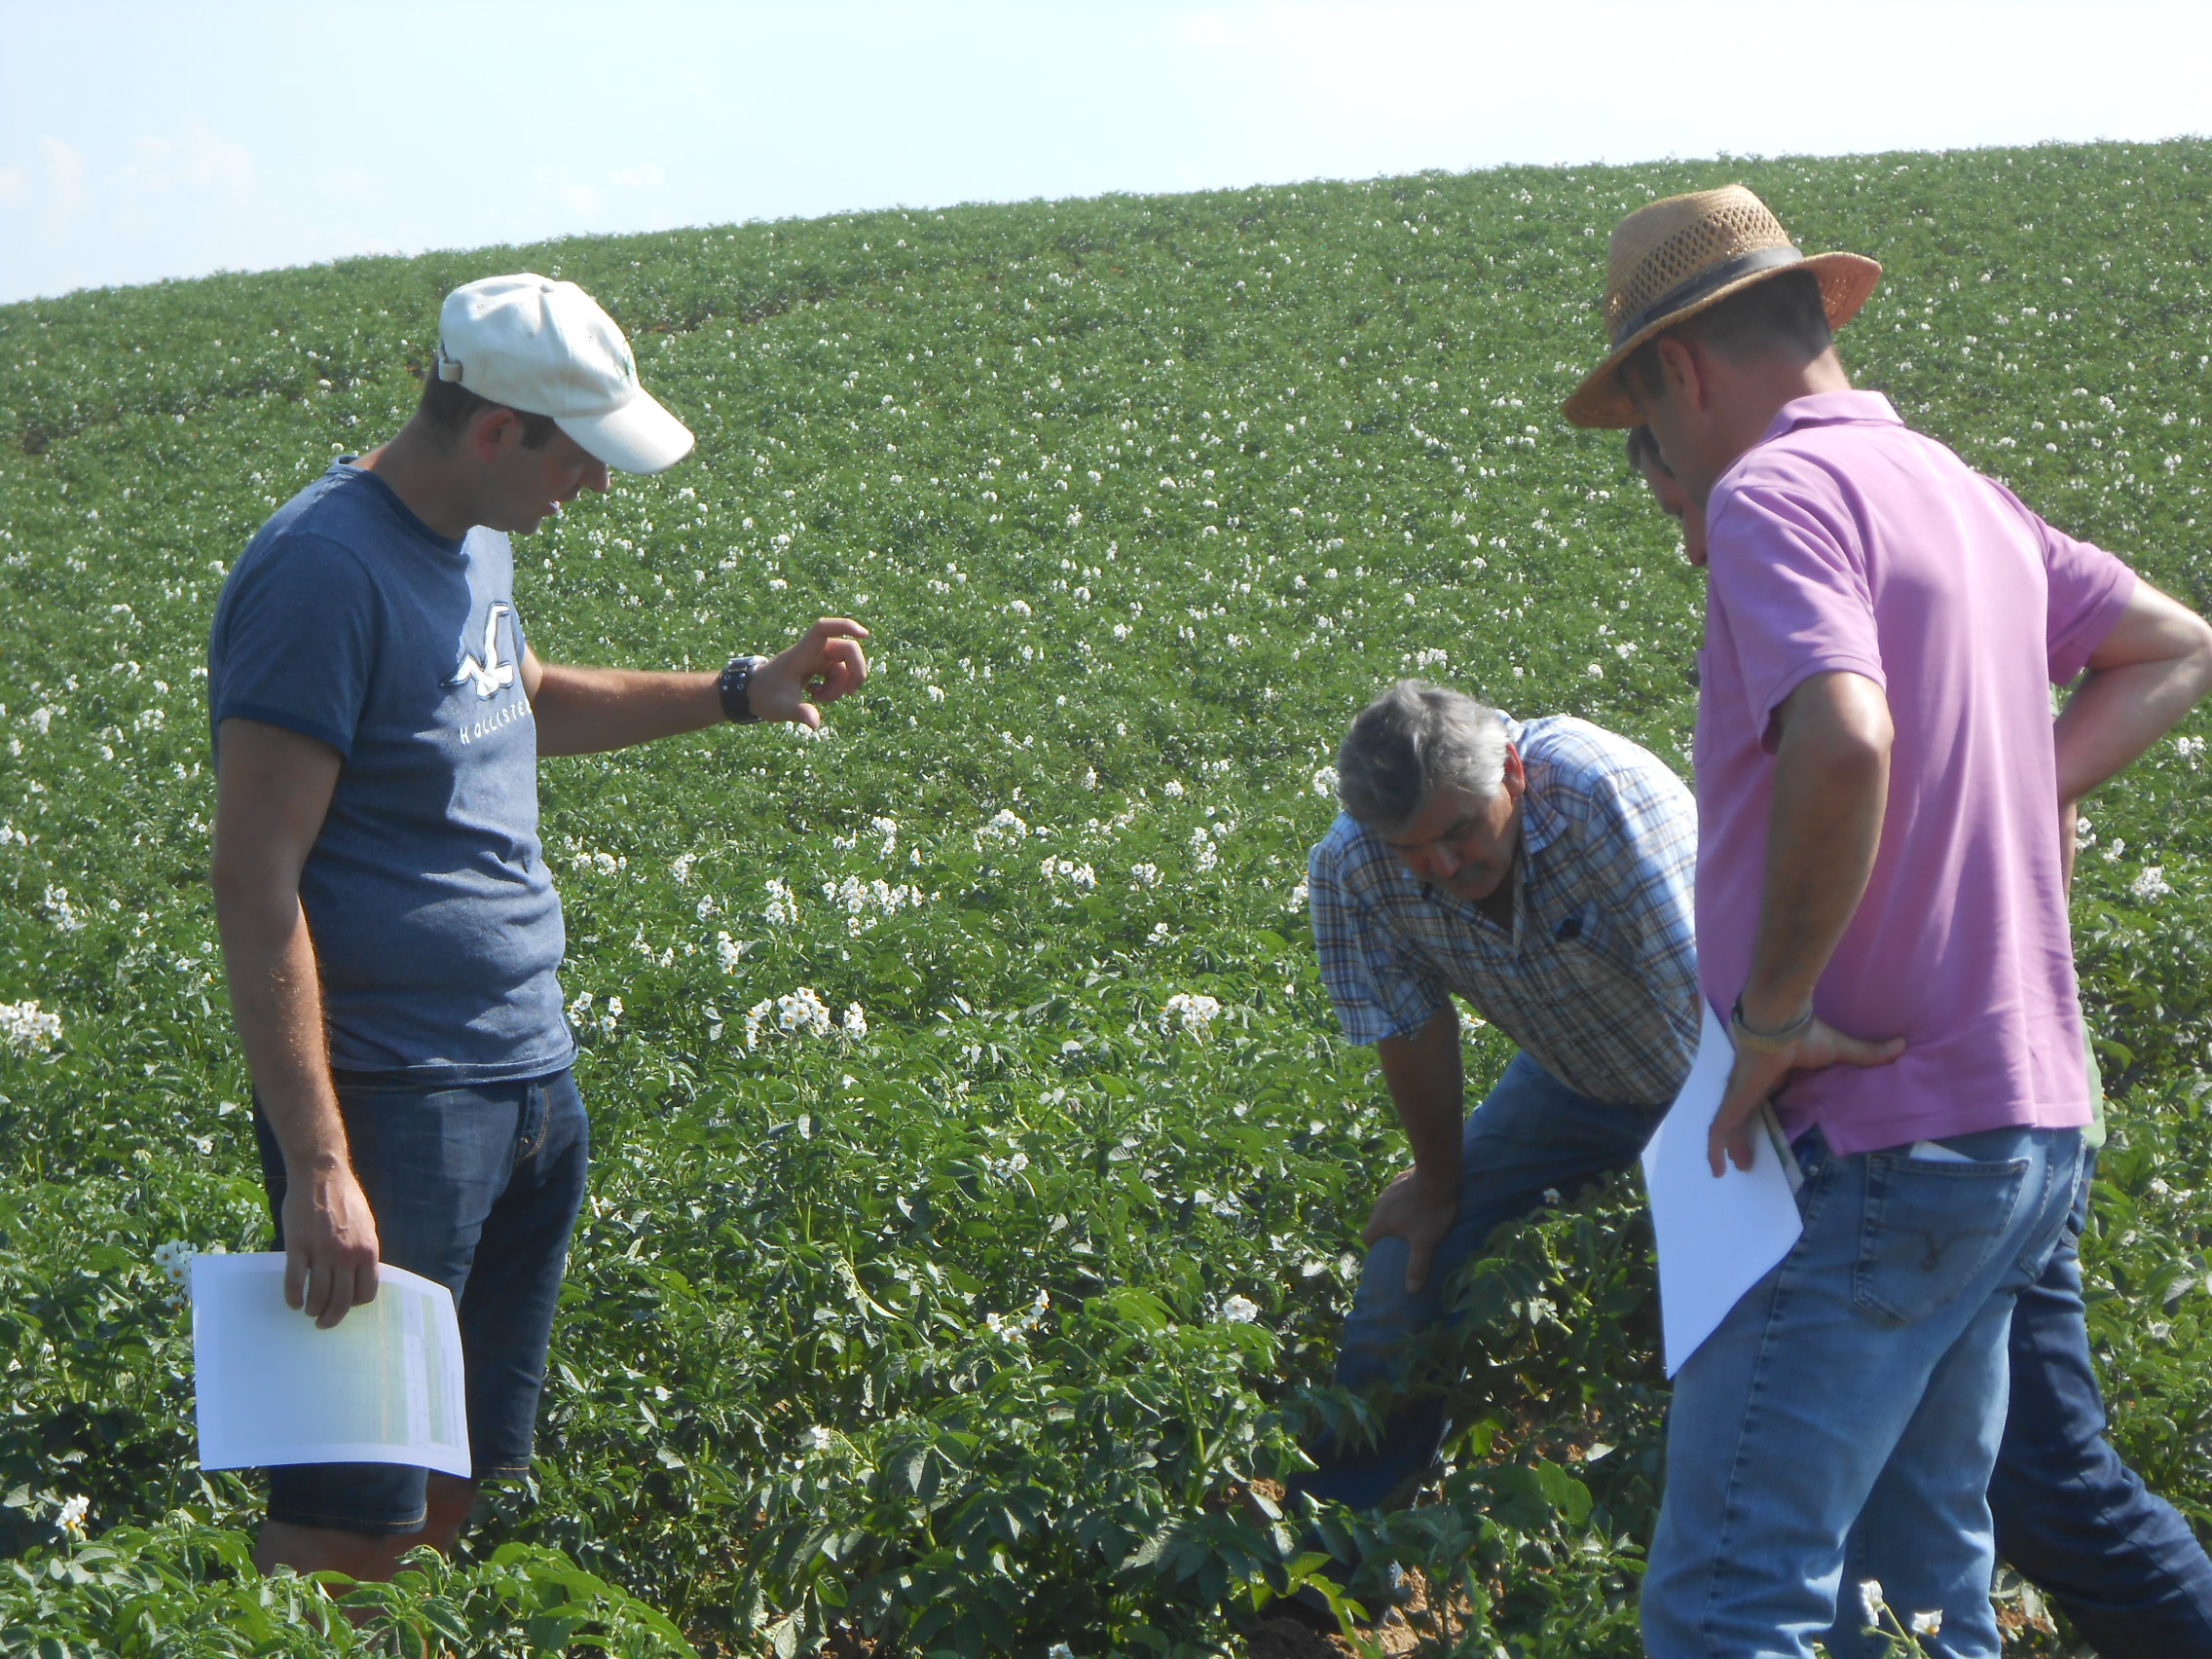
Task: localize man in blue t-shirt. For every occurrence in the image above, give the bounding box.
[207,274,868,1583]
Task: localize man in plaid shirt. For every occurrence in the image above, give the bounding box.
[1293,681,1699,1517]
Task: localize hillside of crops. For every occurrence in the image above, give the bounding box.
[3,137,2210,1656]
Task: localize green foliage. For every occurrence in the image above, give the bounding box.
[2,137,2209,1653]
[0,1519,691,1656]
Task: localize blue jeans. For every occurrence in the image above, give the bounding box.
[1642,1124,2083,1659]
[1289,1053,1667,1511]
[251,1068,590,1534]
[1829,1154,2212,1658]
[1983,1153,2212,1657]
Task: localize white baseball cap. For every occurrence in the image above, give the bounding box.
[435,274,694,474]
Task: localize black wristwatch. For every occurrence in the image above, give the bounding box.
[718,654,764,723]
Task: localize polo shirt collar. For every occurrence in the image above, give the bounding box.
[1753,389,1900,448]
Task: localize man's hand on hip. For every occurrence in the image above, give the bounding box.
[1709,1016,1904,1177]
[282,1160,382,1328]
[1363,1167,1460,1294]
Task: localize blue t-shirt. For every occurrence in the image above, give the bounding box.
[207,461,571,1082]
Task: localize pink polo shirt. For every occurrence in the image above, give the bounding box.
[1695,391,2134,1155]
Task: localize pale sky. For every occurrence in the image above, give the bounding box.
[4,0,2209,305]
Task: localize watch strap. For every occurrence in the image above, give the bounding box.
[719,654,764,723]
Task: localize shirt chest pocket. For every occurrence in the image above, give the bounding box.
[1543,903,1629,977]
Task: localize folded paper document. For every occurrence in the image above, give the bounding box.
[1641,1003,1807,1377]
[192,1253,470,1476]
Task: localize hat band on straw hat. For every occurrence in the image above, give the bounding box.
[1610,243,1807,348]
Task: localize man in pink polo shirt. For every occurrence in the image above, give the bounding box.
[1566,187,2212,1657]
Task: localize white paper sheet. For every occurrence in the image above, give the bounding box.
[191,1253,470,1476]
[1641,1003,1807,1378]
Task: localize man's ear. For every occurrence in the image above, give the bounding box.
[465,406,521,464]
[1501,743,1526,801]
[1654,334,1705,414]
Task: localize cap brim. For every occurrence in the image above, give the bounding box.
[557,389,695,474]
[1561,251,1883,429]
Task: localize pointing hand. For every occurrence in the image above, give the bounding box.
[751,617,870,727]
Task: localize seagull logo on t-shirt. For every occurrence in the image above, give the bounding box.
[450,602,516,699]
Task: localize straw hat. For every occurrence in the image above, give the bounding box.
[1562,185,1881,428]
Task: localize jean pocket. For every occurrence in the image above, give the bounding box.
[514,1083,550,1161]
[1853,1152,2030,1328]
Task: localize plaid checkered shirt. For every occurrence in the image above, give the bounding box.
[1309,714,1701,1106]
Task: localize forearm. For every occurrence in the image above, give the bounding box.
[532,664,721,756]
[2053,660,2212,805]
[1740,679,1891,1026]
[2054,579,2212,805]
[213,884,347,1173]
[1377,1006,1466,1184]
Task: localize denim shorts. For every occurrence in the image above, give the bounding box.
[251,1068,590,1535]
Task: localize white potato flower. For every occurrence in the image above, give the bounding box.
[153,1240,195,1287]
[2132,866,2174,902]
[764,877,801,927]
[1163,992,1222,1035]
[743,999,774,1051]
[777,987,832,1037]
[42,886,84,933]
[0,1000,62,1052]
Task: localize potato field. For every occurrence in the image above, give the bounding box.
[2,138,2211,1657]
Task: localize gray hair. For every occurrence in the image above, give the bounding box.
[1336,682,1507,833]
